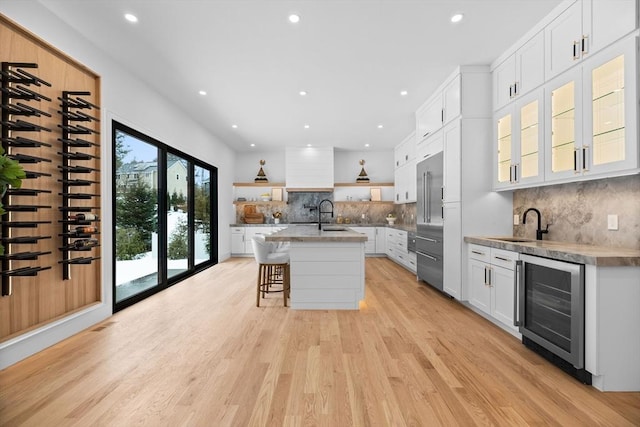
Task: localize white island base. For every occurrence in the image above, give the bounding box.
[289,241,365,310]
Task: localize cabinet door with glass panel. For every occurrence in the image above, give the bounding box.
[544,67,583,181]
[494,89,544,189]
[582,35,638,176]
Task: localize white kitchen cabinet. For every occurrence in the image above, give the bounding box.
[285,146,334,189]
[385,228,416,273]
[467,244,519,332]
[416,128,443,163]
[416,66,490,145]
[494,88,545,189]
[544,0,637,80]
[415,93,443,143]
[356,227,376,254]
[545,35,638,182]
[230,227,245,254]
[443,202,462,299]
[394,132,416,169]
[442,74,461,125]
[442,120,461,203]
[394,160,416,204]
[375,227,386,254]
[493,30,545,111]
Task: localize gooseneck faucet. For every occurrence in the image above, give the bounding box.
[522,207,549,240]
[318,199,334,230]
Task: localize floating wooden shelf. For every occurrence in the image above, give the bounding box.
[334,182,394,187]
[232,182,285,187]
[233,200,287,205]
[334,200,394,204]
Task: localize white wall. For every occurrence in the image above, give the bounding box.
[0,2,236,368]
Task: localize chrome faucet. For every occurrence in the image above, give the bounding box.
[318,199,334,229]
[523,207,549,240]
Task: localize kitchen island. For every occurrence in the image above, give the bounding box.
[265,225,367,309]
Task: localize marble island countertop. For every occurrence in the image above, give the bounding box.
[230,223,417,232]
[264,224,368,242]
[465,236,640,267]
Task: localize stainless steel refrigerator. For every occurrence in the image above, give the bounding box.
[416,152,444,291]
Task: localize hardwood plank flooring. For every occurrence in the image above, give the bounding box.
[1,257,638,426]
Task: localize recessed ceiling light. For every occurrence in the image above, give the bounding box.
[377,124,384,129]
[451,13,464,23]
[250,143,255,147]
[306,144,312,147]
[288,14,300,23]
[365,143,370,147]
[198,90,207,96]
[231,124,238,129]
[299,90,307,96]
[400,90,408,96]
[124,13,138,23]
[304,124,310,129]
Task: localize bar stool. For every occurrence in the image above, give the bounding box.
[251,235,290,307]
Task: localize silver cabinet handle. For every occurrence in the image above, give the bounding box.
[416,251,437,262]
[471,250,485,256]
[494,256,509,262]
[514,260,523,327]
[416,236,437,243]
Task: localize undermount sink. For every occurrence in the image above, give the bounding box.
[486,236,535,243]
[322,226,348,231]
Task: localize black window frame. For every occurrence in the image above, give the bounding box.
[112,121,218,313]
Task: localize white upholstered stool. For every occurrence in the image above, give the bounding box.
[251,235,290,307]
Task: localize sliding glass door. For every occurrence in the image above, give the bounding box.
[114,129,160,303]
[113,121,217,312]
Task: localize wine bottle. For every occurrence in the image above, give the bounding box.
[73,226,98,235]
[72,238,99,249]
[69,213,98,221]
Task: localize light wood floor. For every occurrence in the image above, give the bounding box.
[1,257,638,426]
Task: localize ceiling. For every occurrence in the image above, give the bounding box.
[38,0,563,152]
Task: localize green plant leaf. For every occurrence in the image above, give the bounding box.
[0,155,26,188]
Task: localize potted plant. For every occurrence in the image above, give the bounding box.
[386,213,396,225]
[272,211,282,224]
[0,145,26,255]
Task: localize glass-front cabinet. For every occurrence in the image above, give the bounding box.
[545,34,637,182]
[494,89,544,189]
[582,35,637,176]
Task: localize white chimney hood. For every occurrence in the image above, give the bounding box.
[285,146,334,192]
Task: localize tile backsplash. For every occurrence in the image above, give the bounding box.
[234,192,404,225]
[513,175,640,249]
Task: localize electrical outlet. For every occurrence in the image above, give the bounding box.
[513,214,519,225]
[607,214,619,230]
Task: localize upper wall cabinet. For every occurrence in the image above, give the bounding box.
[493,31,545,110]
[394,132,417,204]
[285,146,334,189]
[545,34,638,182]
[394,131,416,169]
[416,66,491,145]
[545,0,637,80]
[494,88,545,189]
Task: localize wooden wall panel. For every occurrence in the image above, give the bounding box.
[0,15,101,341]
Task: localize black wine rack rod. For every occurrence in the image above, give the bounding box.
[59,90,100,279]
[1,62,52,296]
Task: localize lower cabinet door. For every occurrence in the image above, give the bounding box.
[468,259,491,314]
[491,264,517,331]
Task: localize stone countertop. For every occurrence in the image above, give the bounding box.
[264,225,368,242]
[230,223,417,232]
[465,236,640,267]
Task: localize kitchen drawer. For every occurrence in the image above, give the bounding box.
[468,244,490,263]
[230,227,244,234]
[490,248,519,270]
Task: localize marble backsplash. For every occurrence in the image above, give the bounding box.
[235,192,407,225]
[513,175,640,250]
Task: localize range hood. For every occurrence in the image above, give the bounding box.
[285,146,334,192]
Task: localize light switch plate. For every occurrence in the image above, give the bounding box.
[607,214,619,230]
[513,214,519,225]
